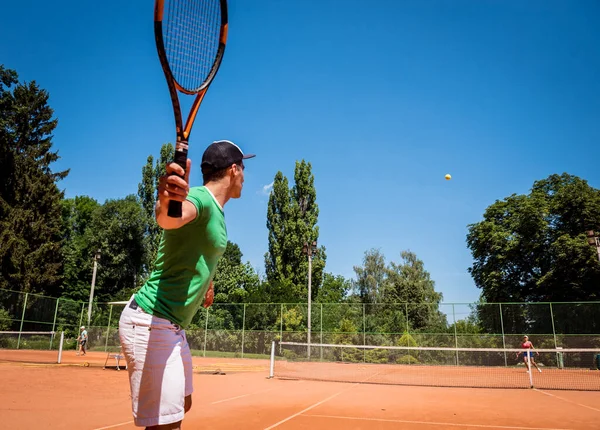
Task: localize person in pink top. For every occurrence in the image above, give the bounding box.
[517,335,542,373]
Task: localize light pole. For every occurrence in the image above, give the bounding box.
[87,249,101,326]
[586,231,600,262]
[303,240,317,360]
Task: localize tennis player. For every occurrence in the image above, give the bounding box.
[119,140,255,429]
[77,326,87,356]
[517,335,542,373]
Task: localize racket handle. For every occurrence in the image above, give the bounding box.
[167,141,188,219]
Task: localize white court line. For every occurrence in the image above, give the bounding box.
[304,414,572,430]
[534,389,600,413]
[262,389,350,430]
[263,371,385,429]
[92,420,134,430]
[211,387,277,404]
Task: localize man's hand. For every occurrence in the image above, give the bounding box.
[155,159,197,229]
[158,159,191,205]
[203,282,214,308]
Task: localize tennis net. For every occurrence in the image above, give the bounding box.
[269,341,600,391]
[0,331,65,364]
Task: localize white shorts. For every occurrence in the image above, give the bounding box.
[119,295,193,427]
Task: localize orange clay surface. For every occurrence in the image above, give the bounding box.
[1,349,600,430]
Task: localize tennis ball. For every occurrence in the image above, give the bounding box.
[445,174,452,180]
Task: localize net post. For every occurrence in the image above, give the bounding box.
[17,293,28,349]
[453,304,459,365]
[241,303,246,358]
[499,303,507,366]
[526,350,533,388]
[269,340,275,378]
[203,306,209,357]
[57,331,64,364]
[50,298,60,349]
[549,303,558,349]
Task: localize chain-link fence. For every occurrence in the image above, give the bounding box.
[1,288,599,358]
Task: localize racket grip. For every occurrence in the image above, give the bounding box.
[167,200,182,218]
[167,141,188,219]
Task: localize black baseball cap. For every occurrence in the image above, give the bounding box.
[201,140,255,175]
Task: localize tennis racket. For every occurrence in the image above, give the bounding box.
[154,0,229,218]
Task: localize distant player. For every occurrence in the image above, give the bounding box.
[77,326,88,356]
[517,335,541,373]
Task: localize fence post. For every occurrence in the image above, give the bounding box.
[453,304,459,365]
[104,304,113,352]
[405,303,410,346]
[241,303,246,358]
[279,304,284,354]
[499,303,507,366]
[549,303,558,349]
[363,303,366,362]
[203,307,209,357]
[320,304,323,361]
[17,293,29,349]
[50,298,60,349]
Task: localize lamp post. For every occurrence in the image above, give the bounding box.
[87,249,101,326]
[303,240,317,360]
[586,231,600,262]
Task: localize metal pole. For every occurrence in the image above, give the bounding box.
[241,303,246,358]
[104,305,113,352]
[453,304,459,365]
[405,302,409,345]
[549,303,558,349]
[51,298,60,349]
[78,303,85,330]
[203,307,209,357]
[307,252,312,360]
[320,303,323,361]
[17,293,28,349]
[279,303,283,354]
[87,257,98,326]
[499,303,507,367]
[363,303,366,362]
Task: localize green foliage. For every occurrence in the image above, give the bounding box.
[90,195,148,301]
[60,196,100,300]
[467,173,600,334]
[138,143,174,277]
[264,161,327,302]
[0,308,11,330]
[353,249,445,332]
[0,65,68,295]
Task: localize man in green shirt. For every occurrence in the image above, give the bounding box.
[119,140,255,429]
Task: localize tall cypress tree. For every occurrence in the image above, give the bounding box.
[264,160,326,302]
[138,143,174,276]
[0,65,69,295]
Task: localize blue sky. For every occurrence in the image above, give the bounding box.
[2,0,599,310]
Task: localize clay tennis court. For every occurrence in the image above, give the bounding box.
[2,349,600,429]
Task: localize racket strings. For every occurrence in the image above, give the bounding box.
[163,0,222,92]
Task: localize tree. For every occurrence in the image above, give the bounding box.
[264,161,326,303]
[317,273,351,303]
[352,249,446,335]
[60,196,101,300]
[0,65,69,295]
[386,251,445,331]
[88,195,147,302]
[138,143,174,276]
[467,173,600,336]
[353,249,388,304]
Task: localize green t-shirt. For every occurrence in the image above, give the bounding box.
[135,186,227,328]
